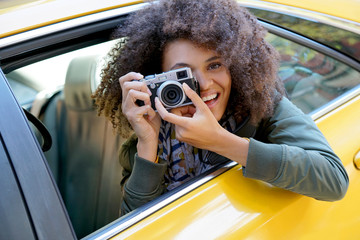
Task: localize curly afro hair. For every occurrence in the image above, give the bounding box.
[93,0,285,137]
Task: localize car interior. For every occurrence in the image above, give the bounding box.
[4,27,360,239]
[37,54,126,237]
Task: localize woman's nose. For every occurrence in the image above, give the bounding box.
[195,71,212,91]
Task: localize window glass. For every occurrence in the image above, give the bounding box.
[5,40,116,109]
[266,33,360,114]
[249,8,360,61]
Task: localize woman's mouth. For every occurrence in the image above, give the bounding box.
[201,93,219,107]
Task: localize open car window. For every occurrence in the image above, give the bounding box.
[5,40,117,110]
[3,25,360,239]
[8,32,360,117]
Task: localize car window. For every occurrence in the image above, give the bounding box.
[6,77,38,110]
[266,33,360,114]
[5,40,122,239]
[248,7,360,62]
[4,30,360,238]
[5,40,116,109]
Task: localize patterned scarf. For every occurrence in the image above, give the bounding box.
[158,113,237,191]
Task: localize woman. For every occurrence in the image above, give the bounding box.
[93,0,348,215]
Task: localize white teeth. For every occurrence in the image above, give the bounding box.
[202,93,217,102]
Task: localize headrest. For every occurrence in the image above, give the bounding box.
[64,55,100,110]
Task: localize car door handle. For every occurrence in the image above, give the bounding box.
[354,150,360,170]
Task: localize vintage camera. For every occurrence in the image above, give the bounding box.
[136,67,199,110]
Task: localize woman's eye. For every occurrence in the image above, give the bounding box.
[208,62,222,70]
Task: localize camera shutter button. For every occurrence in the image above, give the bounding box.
[150,83,156,89]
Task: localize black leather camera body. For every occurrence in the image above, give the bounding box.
[136,67,199,110]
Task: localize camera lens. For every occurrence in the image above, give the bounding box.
[163,86,182,105]
[157,81,186,108]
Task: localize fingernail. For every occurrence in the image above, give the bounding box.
[183,83,189,89]
[136,73,144,79]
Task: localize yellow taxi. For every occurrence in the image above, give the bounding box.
[0,0,359,239]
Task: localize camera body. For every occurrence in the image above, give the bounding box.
[136,67,199,110]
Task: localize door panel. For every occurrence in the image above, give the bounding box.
[0,137,35,240]
[0,70,76,240]
[113,95,360,239]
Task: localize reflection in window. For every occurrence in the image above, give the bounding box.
[266,33,360,114]
[249,8,360,61]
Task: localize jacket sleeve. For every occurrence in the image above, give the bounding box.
[243,97,349,201]
[119,135,167,215]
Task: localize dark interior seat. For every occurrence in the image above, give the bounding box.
[33,55,125,238]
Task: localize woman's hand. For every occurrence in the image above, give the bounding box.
[155,83,249,166]
[119,72,161,162]
[155,83,224,150]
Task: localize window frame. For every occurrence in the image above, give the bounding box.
[0,69,76,239]
[1,2,359,239]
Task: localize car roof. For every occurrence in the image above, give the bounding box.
[0,0,142,38]
[1,0,359,39]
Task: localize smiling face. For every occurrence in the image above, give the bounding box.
[162,39,232,121]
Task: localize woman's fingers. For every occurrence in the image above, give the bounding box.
[127,104,154,123]
[128,89,151,105]
[122,88,150,114]
[156,82,210,125]
[119,72,151,101]
[123,81,151,95]
[119,72,154,113]
[119,72,143,87]
[182,83,208,112]
[122,80,152,102]
[155,97,186,126]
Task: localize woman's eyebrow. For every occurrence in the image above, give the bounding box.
[170,63,190,70]
[206,56,221,62]
[170,56,221,70]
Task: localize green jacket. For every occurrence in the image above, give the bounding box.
[119,97,349,215]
